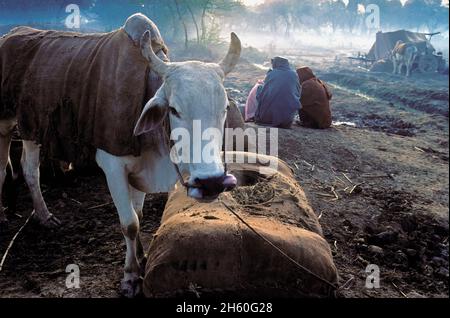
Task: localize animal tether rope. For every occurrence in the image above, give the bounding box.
[164,109,338,292]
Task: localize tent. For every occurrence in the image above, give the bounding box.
[367,30,432,61]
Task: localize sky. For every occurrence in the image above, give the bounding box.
[242,0,449,7]
[241,0,265,6]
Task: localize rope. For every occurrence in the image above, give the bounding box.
[0,210,35,272]
[222,107,229,173]
[219,198,338,291]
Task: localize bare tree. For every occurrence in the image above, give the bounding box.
[187,0,201,43]
[173,0,189,49]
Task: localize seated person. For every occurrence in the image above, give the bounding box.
[244,79,263,122]
[254,57,301,129]
[296,67,332,129]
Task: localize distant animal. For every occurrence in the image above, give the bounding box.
[0,13,241,297]
[391,40,418,77]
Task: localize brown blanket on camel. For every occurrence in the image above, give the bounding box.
[0,26,168,164]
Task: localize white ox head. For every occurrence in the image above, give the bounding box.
[134,30,242,201]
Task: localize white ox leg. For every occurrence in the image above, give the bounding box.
[396,59,401,74]
[406,55,414,77]
[392,57,397,75]
[0,133,11,226]
[130,186,146,264]
[130,186,145,221]
[21,140,61,227]
[96,150,142,298]
[399,61,405,75]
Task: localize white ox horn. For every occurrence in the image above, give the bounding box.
[140,30,168,76]
[219,32,242,76]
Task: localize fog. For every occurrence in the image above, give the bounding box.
[0,0,449,59]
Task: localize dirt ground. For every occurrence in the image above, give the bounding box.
[0,50,448,298]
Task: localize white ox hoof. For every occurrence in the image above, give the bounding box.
[120,276,142,298]
[35,213,62,228]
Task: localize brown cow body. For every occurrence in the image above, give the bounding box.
[0,26,168,164]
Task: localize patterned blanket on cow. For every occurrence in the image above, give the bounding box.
[0,26,168,163]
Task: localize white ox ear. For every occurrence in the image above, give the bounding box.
[134,86,168,136]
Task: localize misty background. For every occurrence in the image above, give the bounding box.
[0,0,449,60]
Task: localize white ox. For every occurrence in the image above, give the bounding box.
[0,14,241,297]
[391,40,418,77]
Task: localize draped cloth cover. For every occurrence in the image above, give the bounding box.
[0,26,168,163]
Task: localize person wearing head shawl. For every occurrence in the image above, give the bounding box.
[296,67,332,129]
[254,57,301,128]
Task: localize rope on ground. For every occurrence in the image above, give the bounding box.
[219,198,338,291]
[0,210,35,273]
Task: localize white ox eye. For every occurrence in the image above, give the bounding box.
[169,106,181,118]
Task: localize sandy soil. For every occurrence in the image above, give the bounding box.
[0,52,448,298]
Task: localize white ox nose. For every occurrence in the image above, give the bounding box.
[187,174,237,201]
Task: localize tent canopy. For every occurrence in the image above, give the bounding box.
[367,30,433,61]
